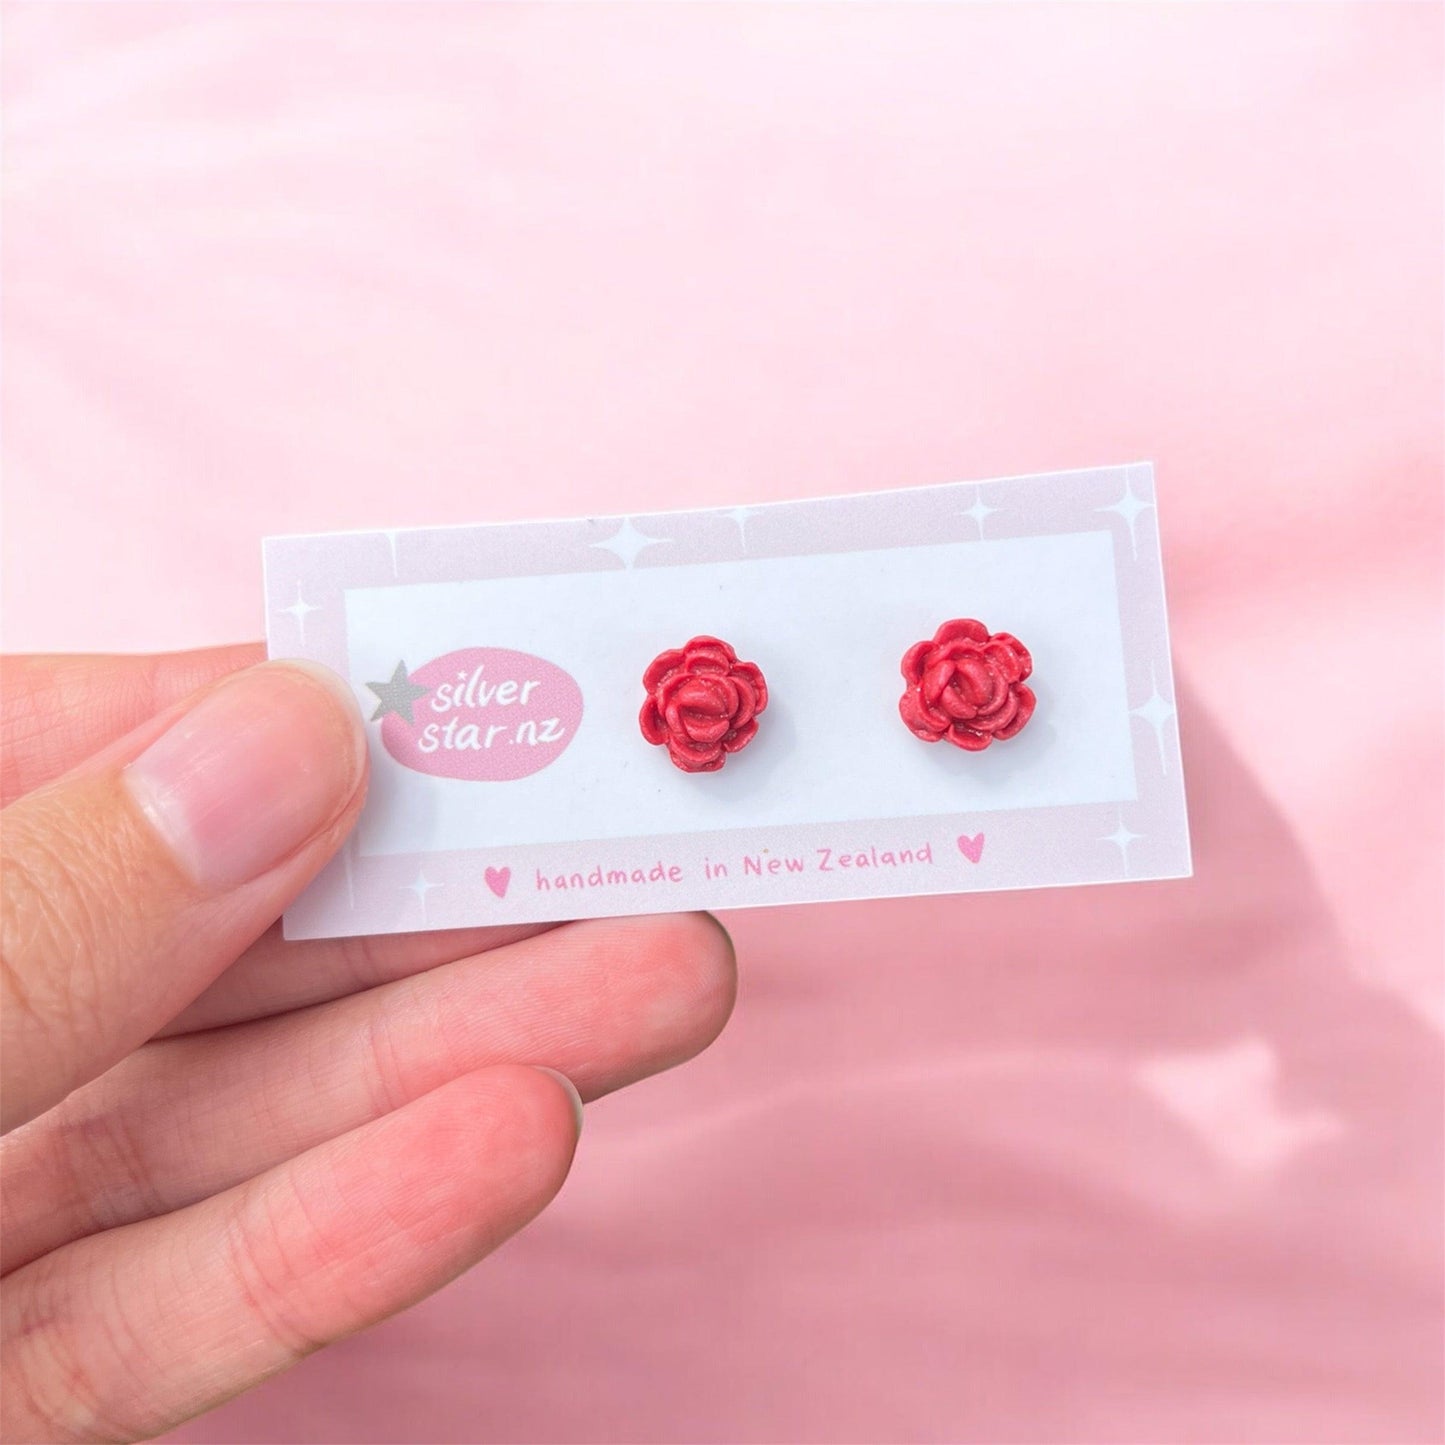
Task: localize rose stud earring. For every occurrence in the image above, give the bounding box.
[899,619,1035,750]
[640,636,768,773]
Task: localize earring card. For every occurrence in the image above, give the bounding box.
[264,463,1190,938]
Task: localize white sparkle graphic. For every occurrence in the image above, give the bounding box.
[591,517,658,569]
[1102,811,1143,877]
[404,869,440,919]
[382,530,399,576]
[723,506,761,551]
[961,493,999,537]
[1130,673,1177,772]
[279,584,320,643]
[1097,483,1153,558]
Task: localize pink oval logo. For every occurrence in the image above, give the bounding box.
[373,649,582,781]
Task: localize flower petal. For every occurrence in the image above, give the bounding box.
[682,637,735,673]
[981,665,1013,715]
[991,632,1032,681]
[678,676,731,716]
[732,661,768,714]
[900,641,932,684]
[642,649,685,690]
[954,656,996,708]
[933,618,988,646]
[939,681,977,720]
[974,689,1018,733]
[981,638,1022,684]
[702,675,740,718]
[688,635,736,657]
[656,672,689,709]
[668,681,725,738]
[639,696,668,744]
[900,688,946,739]
[946,722,993,751]
[722,718,759,752]
[922,659,955,706]
[730,675,758,728]
[667,732,725,770]
[683,710,732,744]
[994,684,1035,739]
[936,640,983,666]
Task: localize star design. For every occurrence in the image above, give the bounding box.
[1102,811,1143,876]
[365,661,430,723]
[590,517,659,569]
[1130,677,1177,772]
[279,584,320,642]
[722,505,762,550]
[404,868,440,918]
[961,494,999,536]
[1097,484,1154,558]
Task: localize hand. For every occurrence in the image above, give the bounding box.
[0,647,736,1442]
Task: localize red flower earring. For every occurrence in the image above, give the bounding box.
[899,619,1035,751]
[640,636,768,773]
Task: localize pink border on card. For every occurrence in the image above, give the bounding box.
[264,464,1189,938]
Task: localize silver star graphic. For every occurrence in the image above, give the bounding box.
[1097,483,1154,559]
[1102,810,1143,877]
[961,493,999,537]
[279,584,320,643]
[366,661,430,723]
[1130,673,1177,772]
[404,868,440,921]
[723,505,761,551]
[590,516,658,569]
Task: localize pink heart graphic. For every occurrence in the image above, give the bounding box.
[485,866,511,899]
[956,833,986,863]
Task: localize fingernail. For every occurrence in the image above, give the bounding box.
[534,1068,585,1134]
[123,661,365,889]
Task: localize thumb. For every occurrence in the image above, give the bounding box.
[0,660,366,1133]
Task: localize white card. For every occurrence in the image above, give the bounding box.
[264,463,1190,938]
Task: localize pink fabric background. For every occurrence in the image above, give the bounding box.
[4,4,1441,1441]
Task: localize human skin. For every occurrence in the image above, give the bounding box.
[0,645,737,1443]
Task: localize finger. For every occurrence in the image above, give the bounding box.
[2,913,734,1272]
[1,651,564,1035]
[0,1065,580,1443]
[155,919,559,1036]
[0,645,262,807]
[0,660,366,1132]
[0,648,529,1040]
